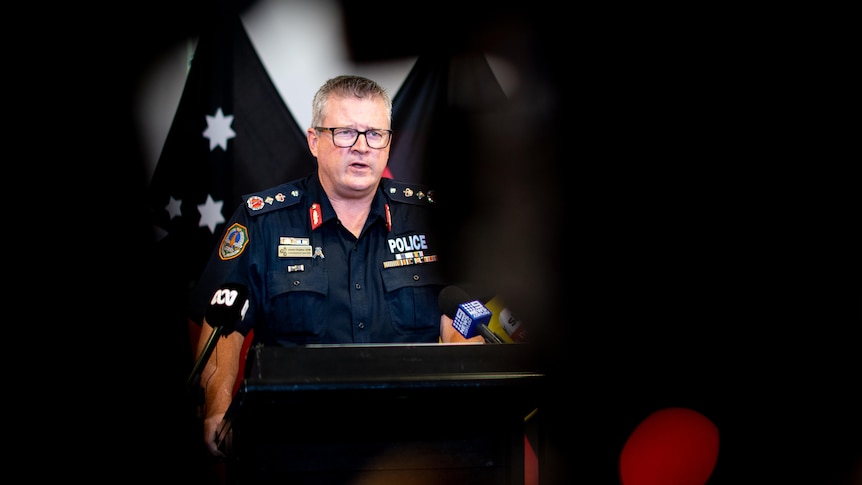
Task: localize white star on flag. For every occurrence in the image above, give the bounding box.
[166,196,183,220]
[203,107,236,151]
[197,194,225,233]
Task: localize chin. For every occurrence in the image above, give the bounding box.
[345,173,379,191]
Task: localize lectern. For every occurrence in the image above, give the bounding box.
[216,343,544,484]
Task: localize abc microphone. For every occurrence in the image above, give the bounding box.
[186,283,250,391]
[438,285,504,343]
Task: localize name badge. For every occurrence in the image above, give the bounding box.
[278,245,313,258]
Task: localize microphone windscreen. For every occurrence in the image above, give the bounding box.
[484,297,528,343]
[438,285,473,319]
[205,283,250,330]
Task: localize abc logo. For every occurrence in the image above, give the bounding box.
[211,288,240,307]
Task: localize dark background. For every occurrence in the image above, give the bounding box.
[27,1,860,483]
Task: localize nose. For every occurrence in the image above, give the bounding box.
[352,132,371,149]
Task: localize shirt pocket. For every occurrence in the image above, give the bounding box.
[266,268,329,339]
[380,264,446,333]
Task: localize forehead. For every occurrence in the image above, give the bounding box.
[325,95,389,127]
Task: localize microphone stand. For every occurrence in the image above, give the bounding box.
[186,325,225,396]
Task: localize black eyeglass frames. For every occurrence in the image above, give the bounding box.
[314,127,393,149]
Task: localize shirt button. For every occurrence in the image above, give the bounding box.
[292,280,300,286]
[355,283,361,290]
[412,274,420,281]
[358,322,365,329]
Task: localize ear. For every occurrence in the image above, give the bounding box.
[307,128,319,157]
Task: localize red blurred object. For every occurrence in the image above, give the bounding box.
[620,407,719,485]
[525,433,538,485]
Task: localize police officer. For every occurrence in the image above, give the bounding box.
[192,75,482,458]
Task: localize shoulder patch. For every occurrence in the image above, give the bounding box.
[243,183,303,216]
[219,222,248,260]
[382,179,436,206]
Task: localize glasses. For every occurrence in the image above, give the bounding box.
[315,127,393,149]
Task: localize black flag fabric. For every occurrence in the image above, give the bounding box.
[386,50,508,182]
[147,11,316,324]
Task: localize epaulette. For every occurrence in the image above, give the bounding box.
[242,182,303,216]
[382,179,437,206]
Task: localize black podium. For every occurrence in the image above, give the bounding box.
[216,343,544,484]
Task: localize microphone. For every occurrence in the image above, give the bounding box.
[450,283,528,343]
[438,285,504,343]
[483,296,528,343]
[186,283,250,391]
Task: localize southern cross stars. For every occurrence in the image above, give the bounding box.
[203,107,236,151]
[197,194,225,233]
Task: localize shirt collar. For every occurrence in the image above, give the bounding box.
[308,173,389,231]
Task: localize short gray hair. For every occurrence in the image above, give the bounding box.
[311,75,392,128]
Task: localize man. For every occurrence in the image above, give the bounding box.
[192,75,481,457]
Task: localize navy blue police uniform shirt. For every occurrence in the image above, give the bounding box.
[190,172,446,346]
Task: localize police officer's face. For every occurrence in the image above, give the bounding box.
[309,95,390,199]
